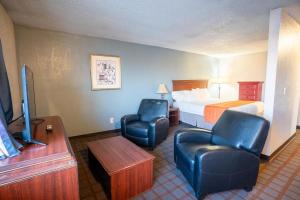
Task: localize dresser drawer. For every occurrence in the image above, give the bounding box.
[239,94,259,101]
[240,90,256,95]
[239,85,257,90]
[238,82,263,101]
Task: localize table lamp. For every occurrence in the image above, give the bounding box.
[157,83,168,99]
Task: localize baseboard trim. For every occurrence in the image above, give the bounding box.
[261,133,297,161]
[69,129,121,139]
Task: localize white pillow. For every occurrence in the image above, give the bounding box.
[172,90,190,102]
[189,89,201,101]
[191,88,210,100]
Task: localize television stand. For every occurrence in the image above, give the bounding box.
[0,116,79,200]
[11,117,47,146]
[27,139,47,145]
[12,131,47,146]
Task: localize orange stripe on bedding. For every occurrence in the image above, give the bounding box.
[204,100,255,124]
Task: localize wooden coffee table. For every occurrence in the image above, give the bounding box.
[87,136,155,200]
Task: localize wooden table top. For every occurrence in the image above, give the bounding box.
[0,116,76,186]
[87,136,155,175]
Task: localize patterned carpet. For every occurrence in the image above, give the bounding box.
[69,126,300,200]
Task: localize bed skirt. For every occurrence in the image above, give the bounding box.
[179,111,264,130]
[179,111,213,130]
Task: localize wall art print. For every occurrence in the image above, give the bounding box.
[90,55,121,90]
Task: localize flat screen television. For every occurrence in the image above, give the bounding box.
[0,40,21,157]
[20,65,45,145]
[0,40,13,125]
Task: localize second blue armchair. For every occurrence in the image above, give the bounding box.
[121,99,169,149]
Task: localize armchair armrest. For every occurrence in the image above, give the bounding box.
[174,128,212,163]
[174,128,212,145]
[121,114,140,123]
[195,146,259,172]
[121,114,140,136]
[149,117,169,127]
[148,117,169,148]
[193,146,260,193]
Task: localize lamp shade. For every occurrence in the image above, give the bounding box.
[156,83,168,94]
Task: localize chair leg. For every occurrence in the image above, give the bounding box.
[196,193,205,200]
[148,146,154,151]
[244,186,253,192]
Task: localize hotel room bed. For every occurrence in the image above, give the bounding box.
[172,80,264,129]
[174,99,264,116]
[173,99,264,129]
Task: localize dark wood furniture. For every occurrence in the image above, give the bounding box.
[238,82,263,101]
[0,116,79,200]
[172,80,208,91]
[87,136,155,200]
[169,107,179,126]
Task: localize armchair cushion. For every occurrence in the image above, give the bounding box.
[126,121,149,138]
[176,143,209,172]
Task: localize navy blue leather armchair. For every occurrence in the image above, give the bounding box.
[121,99,169,149]
[174,110,270,199]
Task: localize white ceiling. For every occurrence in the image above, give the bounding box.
[1,0,300,56]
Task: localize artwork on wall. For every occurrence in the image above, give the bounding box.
[90,55,121,90]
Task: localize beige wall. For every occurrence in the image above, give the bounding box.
[15,25,217,136]
[0,3,21,118]
[218,52,267,82]
[210,52,267,99]
[298,101,300,126]
[263,9,300,156]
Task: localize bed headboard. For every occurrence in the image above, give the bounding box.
[172,80,208,91]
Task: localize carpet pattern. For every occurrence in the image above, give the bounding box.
[69,126,300,200]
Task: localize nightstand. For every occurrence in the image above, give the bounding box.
[169,107,179,126]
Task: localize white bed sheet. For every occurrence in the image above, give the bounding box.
[173,99,264,116]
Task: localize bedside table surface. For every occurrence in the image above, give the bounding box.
[169,107,179,111]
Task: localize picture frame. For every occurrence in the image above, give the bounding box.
[90,54,121,90]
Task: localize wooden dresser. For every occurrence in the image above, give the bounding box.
[0,116,79,200]
[238,81,263,101]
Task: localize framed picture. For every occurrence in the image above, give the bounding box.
[90,55,121,90]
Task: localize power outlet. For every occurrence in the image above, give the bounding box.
[109,117,114,124]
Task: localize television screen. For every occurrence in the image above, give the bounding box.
[0,40,22,157]
[21,65,45,145]
[0,40,13,124]
[25,67,36,120]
